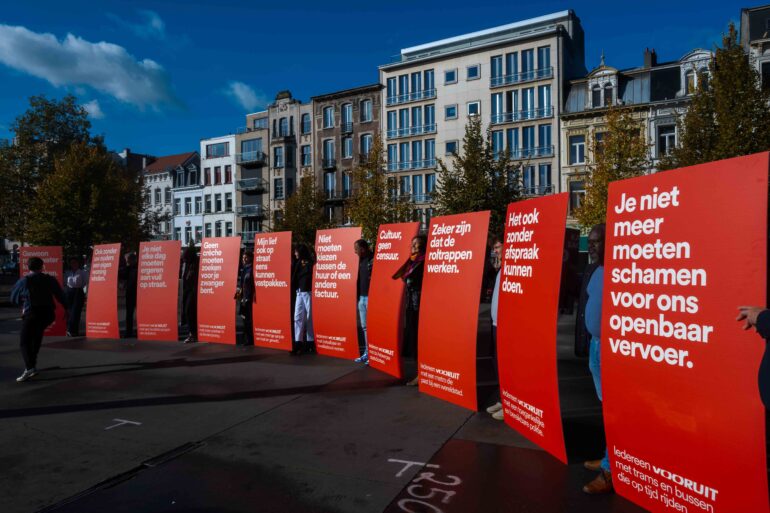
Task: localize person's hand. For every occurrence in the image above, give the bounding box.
[737,306,765,330]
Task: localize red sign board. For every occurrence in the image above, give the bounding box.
[197,237,241,344]
[252,232,293,351]
[367,222,420,378]
[137,240,181,341]
[86,243,121,339]
[19,246,66,336]
[602,153,769,512]
[497,194,569,463]
[418,211,490,410]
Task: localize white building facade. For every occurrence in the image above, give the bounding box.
[200,135,237,239]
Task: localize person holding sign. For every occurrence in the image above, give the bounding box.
[64,257,88,337]
[237,250,255,347]
[736,306,770,408]
[119,252,139,338]
[354,239,374,364]
[292,244,315,355]
[181,247,199,344]
[392,235,427,386]
[582,223,613,495]
[11,257,67,382]
[486,235,504,420]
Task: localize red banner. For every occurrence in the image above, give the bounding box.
[312,227,362,359]
[602,153,769,512]
[252,232,292,351]
[137,240,181,341]
[19,246,66,336]
[367,222,420,378]
[197,237,241,344]
[86,243,121,339]
[497,194,569,463]
[418,211,490,410]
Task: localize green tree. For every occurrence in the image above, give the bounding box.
[346,135,412,242]
[432,115,520,235]
[575,107,650,227]
[27,142,148,257]
[661,23,770,169]
[0,94,100,242]
[274,174,329,247]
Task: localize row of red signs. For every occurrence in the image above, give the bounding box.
[20,153,770,512]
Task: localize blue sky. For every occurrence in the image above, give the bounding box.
[0,0,746,156]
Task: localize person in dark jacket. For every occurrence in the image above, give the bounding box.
[392,235,427,386]
[291,244,315,355]
[237,250,255,347]
[64,256,88,336]
[119,252,138,338]
[181,248,199,344]
[354,239,374,364]
[11,257,67,382]
[575,261,599,358]
[737,306,770,407]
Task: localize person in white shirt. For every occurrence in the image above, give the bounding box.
[64,257,88,336]
[486,236,504,420]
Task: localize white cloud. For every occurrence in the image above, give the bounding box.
[0,24,181,110]
[106,10,166,40]
[83,99,104,119]
[224,81,267,111]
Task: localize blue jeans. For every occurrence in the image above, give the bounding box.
[589,336,610,472]
[358,296,368,356]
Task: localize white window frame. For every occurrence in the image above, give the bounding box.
[467,101,480,117]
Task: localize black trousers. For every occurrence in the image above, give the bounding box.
[183,294,197,338]
[125,297,136,337]
[65,288,85,335]
[20,307,55,369]
[240,303,254,346]
[404,308,420,359]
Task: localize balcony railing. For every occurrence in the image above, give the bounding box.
[522,184,555,196]
[490,107,553,125]
[322,158,337,170]
[324,190,351,201]
[490,66,554,88]
[506,146,555,160]
[236,125,267,134]
[240,230,258,243]
[236,177,268,193]
[271,132,295,142]
[340,122,353,134]
[386,123,437,140]
[409,194,433,204]
[387,158,437,171]
[236,151,267,166]
[236,205,264,217]
[386,88,437,106]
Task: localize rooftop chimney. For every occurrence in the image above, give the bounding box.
[644,48,658,68]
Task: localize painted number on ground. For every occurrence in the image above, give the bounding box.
[388,458,462,513]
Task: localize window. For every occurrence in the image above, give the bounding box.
[491,56,503,81]
[343,137,353,159]
[399,142,409,167]
[538,164,552,193]
[594,132,606,155]
[522,126,535,156]
[204,167,210,185]
[204,195,211,213]
[569,135,586,165]
[323,106,334,128]
[412,140,422,166]
[569,180,585,215]
[343,173,352,197]
[411,106,422,129]
[225,193,232,212]
[492,130,504,160]
[174,227,181,241]
[388,144,397,168]
[399,108,409,130]
[445,140,458,155]
[537,46,550,70]
[424,69,435,91]
[506,51,518,77]
[184,226,192,245]
[204,223,212,238]
[342,103,353,127]
[444,69,457,84]
[592,85,601,108]
[399,175,410,195]
[658,125,676,157]
[361,134,373,156]
[538,124,551,152]
[426,174,436,194]
[762,62,770,91]
[466,64,480,80]
[165,187,171,204]
[195,196,202,214]
[206,142,229,158]
[445,104,458,120]
[189,167,197,186]
[387,111,397,135]
[286,149,293,167]
[491,93,503,122]
[324,173,335,195]
[286,178,294,196]
[425,139,435,163]
[225,222,232,237]
[387,77,397,100]
[467,101,480,116]
[522,87,534,118]
[277,117,288,137]
[603,84,613,107]
[301,145,312,166]
[360,99,372,122]
[521,49,534,74]
[194,226,202,242]
[253,117,268,130]
[538,85,551,115]
[224,165,232,184]
[685,70,695,94]
[425,104,435,128]
[274,147,284,168]
[323,139,335,162]
[214,193,222,213]
[215,221,222,238]
[411,72,422,96]
[523,166,536,194]
[399,74,409,96]
[174,198,181,215]
[154,188,161,204]
[214,166,221,184]
[184,197,192,215]
[301,113,311,134]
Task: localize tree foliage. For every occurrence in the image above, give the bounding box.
[346,135,412,242]
[575,107,650,227]
[432,115,520,236]
[27,142,148,257]
[661,23,770,169]
[274,174,329,247]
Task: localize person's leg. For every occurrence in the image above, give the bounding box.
[29,309,54,369]
[72,289,85,336]
[303,292,315,352]
[244,307,254,346]
[588,336,602,401]
[125,299,136,337]
[19,315,35,370]
[356,296,368,361]
[293,292,306,352]
[65,289,76,334]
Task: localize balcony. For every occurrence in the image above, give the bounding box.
[410,194,433,204]
[236,205,265,217]
[490,67,554,88]
[386,88,437,107]
[322,158,337,170]
[240,230,258,243]
[236,151,267,167]
[236,125,267,134]
[340,122,353,134]
[509,146,555,160]
[490,107,553,125]
[271,132,295,143]
[324,190,351,202]
[386,124,437,140]
[236,177,268,193]
[387,158,437,172]
[522,184,555,196]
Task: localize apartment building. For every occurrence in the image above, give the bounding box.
[311,84,383,224]
[741,4,770,89]
[200,134,237,239]
[378,10,586,226]
[561,48,711,225]
[142,153,196,241]
[235,111,269,243]
[169,152,203,246]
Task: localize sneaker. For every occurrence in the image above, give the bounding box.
[486,402,503,414]
[492,409,505,421]
[406,376,419,386]
[16,368,37,382]
[354,353,369,363]
[183,335,197,344]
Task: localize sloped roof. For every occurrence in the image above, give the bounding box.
[143,152,198,174]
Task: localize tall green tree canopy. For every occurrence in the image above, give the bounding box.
[346,135,411,242]
[432,115,520,236]
[661,23,770,169]
[274,174,329,247]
